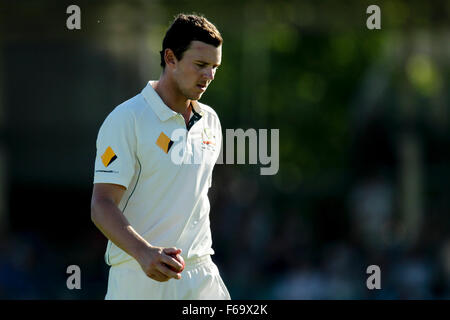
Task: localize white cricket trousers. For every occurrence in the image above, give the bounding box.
[105,255,231,300]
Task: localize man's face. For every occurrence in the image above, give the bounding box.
[171,40,222,100]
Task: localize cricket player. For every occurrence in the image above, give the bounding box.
[90,13,230,300]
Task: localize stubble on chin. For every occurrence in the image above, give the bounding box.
[186,90,203,101]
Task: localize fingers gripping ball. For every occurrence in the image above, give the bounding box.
[169,253,185,272]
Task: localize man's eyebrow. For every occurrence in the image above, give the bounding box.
[194,60,221,67]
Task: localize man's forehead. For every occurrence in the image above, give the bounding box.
[185,41,222,62]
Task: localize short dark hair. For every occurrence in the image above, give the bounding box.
[160,14,222,68]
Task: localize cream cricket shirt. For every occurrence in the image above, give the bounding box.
[94,81,222,266]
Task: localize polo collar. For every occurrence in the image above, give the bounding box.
[191,100,204,116]
[141,81,204,122]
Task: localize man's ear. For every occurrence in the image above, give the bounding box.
[164,48,177,68]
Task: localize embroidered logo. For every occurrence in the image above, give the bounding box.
[101,146,117,167]
[156,132,174,154]
[202,127,216,146]
[201,127,216,153]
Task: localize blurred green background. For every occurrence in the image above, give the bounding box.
[0,0,449,299]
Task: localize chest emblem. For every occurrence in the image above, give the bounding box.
[156,131,174,154]
[202,128,216,146]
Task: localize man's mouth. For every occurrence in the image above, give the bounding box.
[197,84,207,91]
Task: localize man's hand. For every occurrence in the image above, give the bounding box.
[136,246,185,282]
[91,183,185,282]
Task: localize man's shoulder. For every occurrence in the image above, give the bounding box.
[109,93,148,120]
[198,101,220,120]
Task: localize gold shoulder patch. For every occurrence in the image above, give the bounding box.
[101,146,117,167]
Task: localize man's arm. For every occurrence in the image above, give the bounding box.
[90,183,183,282]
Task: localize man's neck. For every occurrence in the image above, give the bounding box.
[152,77,191,114]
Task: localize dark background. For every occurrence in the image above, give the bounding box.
[0,0,449,299]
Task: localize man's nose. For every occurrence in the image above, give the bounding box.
[203,67,215,80]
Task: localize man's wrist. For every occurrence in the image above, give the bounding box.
[129,236,154,262]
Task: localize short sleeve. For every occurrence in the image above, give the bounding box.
[93,106,137,189]
[208,115,222,188]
